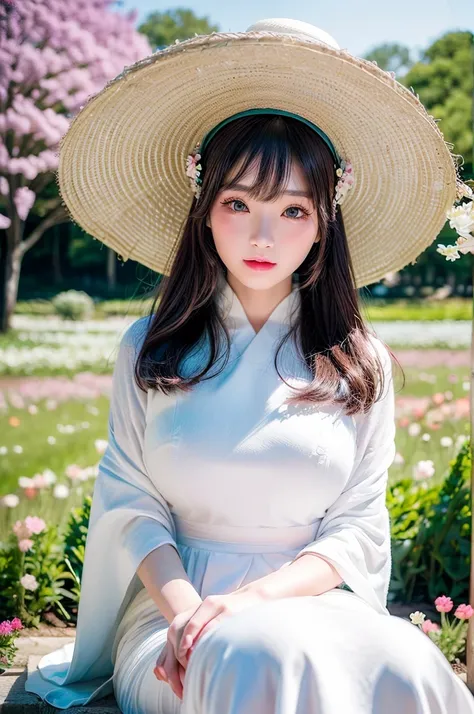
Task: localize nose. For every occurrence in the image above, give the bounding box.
[251,218,274,249]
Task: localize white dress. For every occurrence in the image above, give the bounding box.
[25,277,474,713]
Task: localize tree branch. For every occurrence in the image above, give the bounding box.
[19,202,69,255]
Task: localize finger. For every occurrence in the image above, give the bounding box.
[165,652,183,700]
[178,605,216,659]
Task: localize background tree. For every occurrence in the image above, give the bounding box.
[138,7,219,50]
[363,42,415,74]
[0,0,152,332]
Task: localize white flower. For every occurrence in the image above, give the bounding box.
[409,611,426,626]
[28,404,38,415]
[1,494,20,508]
[408,423,421,437]
[446,200,474,238]
[421,433,431,442]
[463,381,470,391]
[455,235,474,255]
[436,244,460,261]
[42,469,57,485]
[394,452,405,465]
[18,476,35,489]
[0,446,7,455]
[95,439,108,455]
[20,574,39,591]
[13,445,23,454]
[455,434,469,449]
[440,436,453,448]
[53,483,70,499]
[47,436,56,445]
[413,460,435,481]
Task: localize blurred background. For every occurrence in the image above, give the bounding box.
[0,1,474,630]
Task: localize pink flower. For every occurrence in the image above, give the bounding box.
[24,515,46,534]
[10,618,23,631]
[432,392,445,405]
[0,621,13,636]
[13,519,32,540]
[435,595,454,613]
[422,619,440,634]
[454,604,474,620]
[18,539,34,552]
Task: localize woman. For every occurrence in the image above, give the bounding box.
[25,17,474,714]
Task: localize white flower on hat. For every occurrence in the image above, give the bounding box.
[446,200,474,238]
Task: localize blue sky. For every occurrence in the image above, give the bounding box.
[119,0,473,57]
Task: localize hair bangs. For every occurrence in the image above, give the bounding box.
[220,123,297,203]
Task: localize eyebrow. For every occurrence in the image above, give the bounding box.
[225,183,312,199]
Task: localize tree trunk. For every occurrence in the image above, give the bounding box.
[107,247,117,291]
[0,238,22,333]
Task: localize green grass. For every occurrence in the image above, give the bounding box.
[1,397,109,495]
[14,297,474,322]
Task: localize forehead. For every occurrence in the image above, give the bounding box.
[223,155,309,194]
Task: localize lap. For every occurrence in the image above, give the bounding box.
[111,587,461,714]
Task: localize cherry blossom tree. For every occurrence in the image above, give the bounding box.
[0,0,152,331]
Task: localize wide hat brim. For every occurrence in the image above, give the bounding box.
[57,30,460,288]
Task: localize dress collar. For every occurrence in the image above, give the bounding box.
[217,275,301,335]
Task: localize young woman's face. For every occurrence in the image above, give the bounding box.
[207,159,320,289]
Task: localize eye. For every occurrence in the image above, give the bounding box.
[220,198,248,213]
[284,205,311,220]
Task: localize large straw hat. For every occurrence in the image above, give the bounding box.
[57,17,463,288]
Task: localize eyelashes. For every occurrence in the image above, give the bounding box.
[219,198,312,220]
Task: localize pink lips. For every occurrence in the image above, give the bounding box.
[243,259,276,271]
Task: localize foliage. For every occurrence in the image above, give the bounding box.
[0,525,76,626]
[51,290,95,320]
[138,8,219,49]
[61,496,92,621]
[388,440,471,604]
[401,31,473,171]
[363,43,414,74]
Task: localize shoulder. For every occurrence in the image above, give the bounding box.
[120,315,153,355]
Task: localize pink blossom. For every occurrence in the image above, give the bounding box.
[434,595,454,613]
[13,519,32,540]
[454,604,474,620]
[0,621,13,636]
[10,618,23,630]
[24,515,46,534]
[18,538,34,552]
[422,619,440,634]
[14,186,35,221]
[0,213,11,229]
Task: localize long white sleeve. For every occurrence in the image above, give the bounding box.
[25,317,178,707]
[290,336,396,615]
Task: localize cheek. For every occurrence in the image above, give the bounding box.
[279,219,317,254]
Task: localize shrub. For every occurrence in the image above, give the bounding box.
[51,290,95,320]
[388,440,470,604]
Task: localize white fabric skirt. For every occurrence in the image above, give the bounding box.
[111,584,474,714]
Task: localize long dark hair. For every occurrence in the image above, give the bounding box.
[135,114,403,415]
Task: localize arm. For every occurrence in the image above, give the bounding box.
[240,336,396,613]
[138,544,202,624]
[89,318,202,622]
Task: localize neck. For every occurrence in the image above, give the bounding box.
[225,273,294,334]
